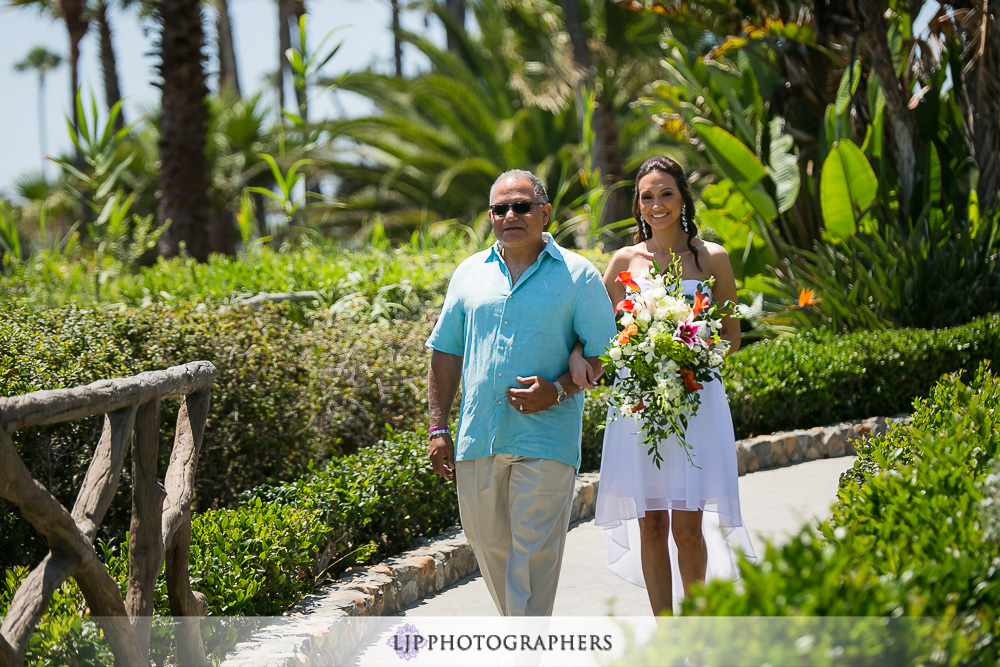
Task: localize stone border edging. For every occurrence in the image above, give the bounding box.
[221,414,909,665]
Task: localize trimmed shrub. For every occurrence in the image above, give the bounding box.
[241,430,459,584]
[724,315,1000,437]
[622,363,1000,664]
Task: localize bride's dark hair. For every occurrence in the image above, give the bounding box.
[632,156,701,270]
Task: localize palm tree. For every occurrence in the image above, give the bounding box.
[13,46,63,171]
[8,0,90,149]
[275,0,293,112]
[213,0,241,97]
[155,0,215,259]
[443,0,465,54]
[91,0,126,129]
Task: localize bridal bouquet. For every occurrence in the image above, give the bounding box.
[601,256,734,468]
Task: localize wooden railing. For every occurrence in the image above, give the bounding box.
[0,361,217,666]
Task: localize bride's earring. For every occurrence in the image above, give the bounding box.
[681,205,689,234]
[639,214,649,238]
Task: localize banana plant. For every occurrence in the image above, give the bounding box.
[51,91,138,214]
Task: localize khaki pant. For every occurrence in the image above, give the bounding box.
[456,454,576,616]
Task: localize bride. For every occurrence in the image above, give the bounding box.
[570,155,756,615]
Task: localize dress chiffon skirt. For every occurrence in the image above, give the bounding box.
[594,376,757,599]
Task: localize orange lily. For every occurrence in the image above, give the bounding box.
[616,271,641,292]
[797,288,819,307]
[692,291,710,317]
[617,323,638,344]
[616,299,635,313]
[680,368,703,391]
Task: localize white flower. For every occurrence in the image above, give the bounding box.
[644,285,667,303]
[620,312,635,326]
[608,347,622,361]
[652,295,692,323]
[636,309,652,324]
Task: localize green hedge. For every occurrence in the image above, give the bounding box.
[0,302,433,567]
[622,363,999,664]
[581,313,1000,469]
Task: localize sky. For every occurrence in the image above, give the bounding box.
[0,0,445,198]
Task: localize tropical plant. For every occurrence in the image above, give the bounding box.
[322,0,583,238]
[634,2,999,332]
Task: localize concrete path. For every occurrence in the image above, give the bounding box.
[402,456,857,617]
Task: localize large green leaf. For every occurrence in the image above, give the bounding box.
[820,140,879,240]
[835,60,862,116]
[693,121,777,222]
[693,121,768,184]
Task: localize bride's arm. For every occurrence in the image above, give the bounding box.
[704,244,741,354]
[602,248,633,306]
[568,341,597,389]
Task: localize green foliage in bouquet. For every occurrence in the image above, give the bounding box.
[619,363,1000,665]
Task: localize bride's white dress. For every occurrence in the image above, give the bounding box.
[595,278,757,598]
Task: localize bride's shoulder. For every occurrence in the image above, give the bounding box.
[694,238,729,258]
[608,244,648,267]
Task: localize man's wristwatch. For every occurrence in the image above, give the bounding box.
[552,381,568,404]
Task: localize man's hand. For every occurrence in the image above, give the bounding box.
[429,433,455,481]
[506,375,558,414]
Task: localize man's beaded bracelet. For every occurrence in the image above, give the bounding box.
[428,426,450,440]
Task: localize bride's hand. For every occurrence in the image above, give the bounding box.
[569,348,597,390]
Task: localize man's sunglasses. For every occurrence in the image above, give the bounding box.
[489,201,545,216]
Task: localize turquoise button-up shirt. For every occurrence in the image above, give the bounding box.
[426,233,617,470]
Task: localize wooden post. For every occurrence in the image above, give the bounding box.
[127,398,164,660]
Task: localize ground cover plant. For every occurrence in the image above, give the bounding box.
[619,362,1000,665]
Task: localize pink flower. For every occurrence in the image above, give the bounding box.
[673,318,702,347]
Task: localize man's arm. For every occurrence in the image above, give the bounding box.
[506,359,604,414]
[428,349,463,480]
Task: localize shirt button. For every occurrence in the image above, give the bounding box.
[503,320,508,325]
[498,372,502,377]
[497,400,502,405]
[499,345,504,350]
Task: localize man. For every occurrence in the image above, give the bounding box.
[425,169,616,616]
